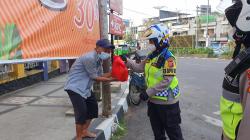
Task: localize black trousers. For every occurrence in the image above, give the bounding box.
[67,90,98,124]
[148,101,184,140]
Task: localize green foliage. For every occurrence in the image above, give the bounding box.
[110,119,127,140]
[0,23,22,60]
[169,47,214,57]
[227,40,236,51]
[169,35,194,48]
[220,40,247,59]
[220,50,234,59]
[124,33,133,45]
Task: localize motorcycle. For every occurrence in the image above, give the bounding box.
[128,50,147,105]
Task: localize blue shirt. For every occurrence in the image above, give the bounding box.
[64,51,103,98]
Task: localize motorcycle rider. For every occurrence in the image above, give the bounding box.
[219,0,250,139]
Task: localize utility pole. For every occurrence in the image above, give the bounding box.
[206,0,210,47]
[110,10,114,46]
[176,9,179,24]
[196,6,199,48]
[110,9,115,64]
[98,0,112,117]
[99,0,108,39]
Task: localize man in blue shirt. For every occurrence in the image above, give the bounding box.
[65,39,115,140]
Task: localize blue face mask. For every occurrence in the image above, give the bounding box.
[98,52,110,60]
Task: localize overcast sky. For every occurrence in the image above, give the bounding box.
[122,0,222,25]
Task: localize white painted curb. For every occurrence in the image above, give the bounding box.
[96,82,129,140]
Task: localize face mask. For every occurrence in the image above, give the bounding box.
[98,52,110,60]
[147,44,156,53]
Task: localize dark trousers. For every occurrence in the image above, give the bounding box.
[67,90,98,124]
[148,101,184,140]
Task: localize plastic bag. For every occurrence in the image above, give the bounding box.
[112,55,128,81]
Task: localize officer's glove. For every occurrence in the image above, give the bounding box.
[140,91,149,101]
[119,55,127,63]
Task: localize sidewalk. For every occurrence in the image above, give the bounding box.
[0,74,129,140]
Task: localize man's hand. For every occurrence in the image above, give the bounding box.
[108,77,118,82]
[102,72,112,78]
[140,91,149,101]
[94,76,113,82]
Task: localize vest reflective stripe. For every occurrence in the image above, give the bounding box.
[145,54,180,101]
[222,89,241,103]
[221,76,243,140]
[151,78,179,101]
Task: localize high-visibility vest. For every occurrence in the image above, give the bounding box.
[144,52,180,101]
[220,76,243,140]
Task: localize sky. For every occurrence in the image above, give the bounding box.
[122,0,222,26]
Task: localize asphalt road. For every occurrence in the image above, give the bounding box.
[122,57,230,140]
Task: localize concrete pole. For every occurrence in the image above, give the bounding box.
[206,0,210,47]
[196,6,199,48]
[98,0,112,117]
[99,0,108,39]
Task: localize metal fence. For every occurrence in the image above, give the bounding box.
[24,62,40,71]
[0,64,13,81]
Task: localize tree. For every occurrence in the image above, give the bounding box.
[124,33,133,45]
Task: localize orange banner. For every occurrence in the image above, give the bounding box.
[0,0,100,61]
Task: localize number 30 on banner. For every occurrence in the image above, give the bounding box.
[74,0,99,31]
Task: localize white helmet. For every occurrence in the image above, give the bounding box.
[216,0,235,12]
[143,23,170,48]
[223,0,250,58]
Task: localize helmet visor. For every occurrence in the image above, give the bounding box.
[141,28,153,40]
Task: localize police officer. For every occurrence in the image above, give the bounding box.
[220,0,250,139]
[124,24,183,140]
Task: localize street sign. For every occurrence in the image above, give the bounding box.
[109,13,124,36]
[110,0,123,15]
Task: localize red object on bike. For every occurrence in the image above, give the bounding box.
[112,55,128,81]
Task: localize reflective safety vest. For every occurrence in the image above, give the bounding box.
[220,76,243,140]
[145,52,180,101]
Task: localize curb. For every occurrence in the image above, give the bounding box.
[94,87,129,140]
[178,56,229,61]
[72,84,129,140]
